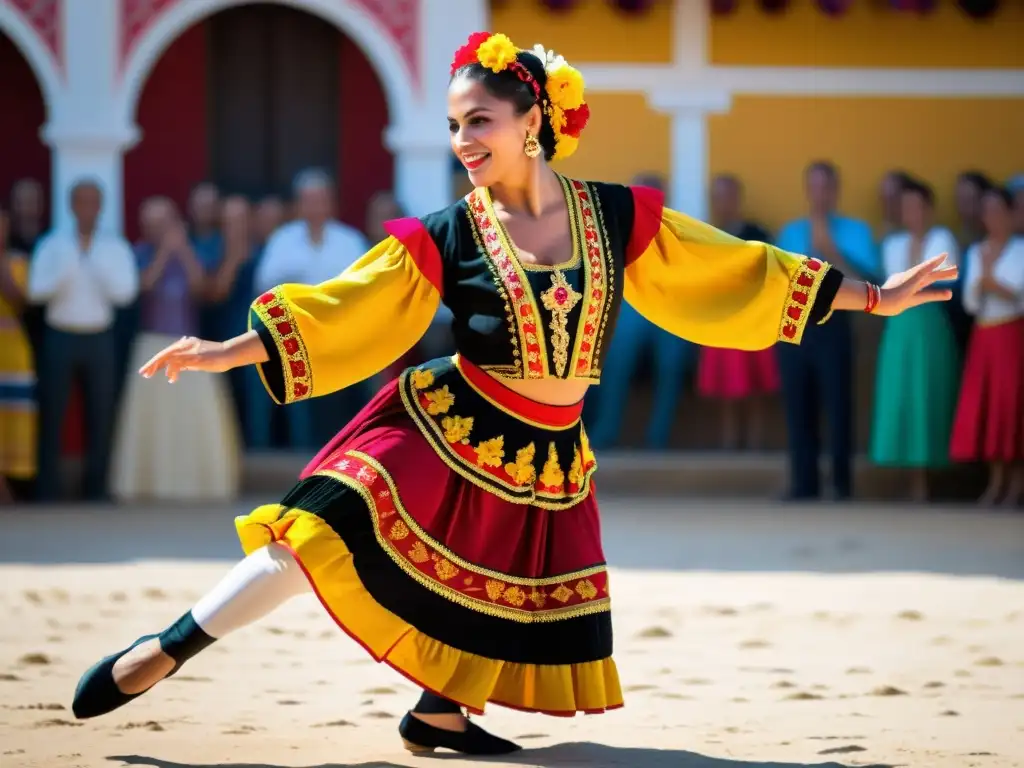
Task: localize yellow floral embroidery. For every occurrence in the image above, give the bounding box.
[580,428,593,462]
[434,558,460,581]
[410,369,434,389]
[504,442,537,486]
[503,586,527,607]
[550,584,573,603]
[441,414,474,444]
[568,446,584,486]
[575,579,598,601]
[485,579,506,601]
[388,520,410,541]
[408,541,430,563]
[539,442,565,489]
[528,589,547,608]
[475,436,505,468]
[424,385,455,415]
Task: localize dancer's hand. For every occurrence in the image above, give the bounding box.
[875,253,957,317]
[139,336,233,383]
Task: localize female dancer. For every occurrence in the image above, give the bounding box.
[870,179,960,501]
[949,186,1024,505]
[72,32,956,755]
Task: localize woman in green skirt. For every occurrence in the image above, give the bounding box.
[871,179,961,501]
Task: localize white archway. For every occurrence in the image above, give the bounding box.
[117,0,416,127]
[0,3,63,117]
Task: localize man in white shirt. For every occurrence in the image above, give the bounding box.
[254,169,370,449]
[28,180,139,502]
[255,169,368,290]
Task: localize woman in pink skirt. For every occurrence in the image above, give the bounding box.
[698,175,780,450]
[949,186,1024,505]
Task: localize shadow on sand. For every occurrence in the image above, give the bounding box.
[108,743,896,768]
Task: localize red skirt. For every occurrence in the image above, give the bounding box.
[235,356,621,716]
[697,346,780,399]
[949,318,1024,462]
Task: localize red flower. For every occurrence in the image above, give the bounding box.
[561,103,591,138]
[450,31,492,75]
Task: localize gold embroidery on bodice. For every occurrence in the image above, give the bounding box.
[466,175,612,381]
[540,270,583,377]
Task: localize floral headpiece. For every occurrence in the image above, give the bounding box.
[450,32,590,161]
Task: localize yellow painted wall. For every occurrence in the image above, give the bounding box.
[710,1,1024,69]
[709,96,1024,233]
[489,0,672,63]
[554,92,670,184]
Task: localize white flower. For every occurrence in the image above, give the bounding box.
[531,43,566,73]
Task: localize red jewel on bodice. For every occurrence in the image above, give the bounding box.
[554,287,568,305]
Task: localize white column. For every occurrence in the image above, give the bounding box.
[672,0,710,72]
[44,0,136,234]
[384,126,453,217]
[648,88,731,220]
[43,128,137,235]
[418,0,488,106]
[380,0,487,216]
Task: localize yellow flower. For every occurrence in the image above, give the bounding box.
[568,446,584,486]
[552,134,579,161]
[424,386,454,415]
[502,586,527,607]
[485,579,506,601]
[504,442,537,486]
[539,442,565,488]
[476,33,518,74]
[441,414,474,444]
[475,436,505,468]
[410,369,434,389]
[545,62,585,111]
[575,579,598,601]
[434,558,460,582]
[547,104,567,134]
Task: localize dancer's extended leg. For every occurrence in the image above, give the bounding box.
[74,541,521,755]
[72,543,308,718]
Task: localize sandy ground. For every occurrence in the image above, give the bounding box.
[1,498,1023,768]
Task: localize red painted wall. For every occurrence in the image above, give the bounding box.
[123,20,390,236]
[337,34,392,230]
[122,21,209,241]
[0,33,50,218]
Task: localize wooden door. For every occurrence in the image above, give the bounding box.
[207,4,339,198]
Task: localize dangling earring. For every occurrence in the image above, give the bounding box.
[524,133,542,159]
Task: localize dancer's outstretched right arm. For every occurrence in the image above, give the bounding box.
[138,329,269,384]
[139,218,444,402]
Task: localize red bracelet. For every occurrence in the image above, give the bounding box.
[864,283,881,314]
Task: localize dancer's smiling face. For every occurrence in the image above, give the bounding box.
[447,62,546,189]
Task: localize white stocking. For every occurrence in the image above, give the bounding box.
[190,542,310,639]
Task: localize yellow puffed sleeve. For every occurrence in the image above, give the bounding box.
[624,187,837,350]
[250,218,443,404]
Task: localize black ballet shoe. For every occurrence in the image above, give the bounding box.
[71,634,160,719]
[72,612,214,719]
[398,711,522,755]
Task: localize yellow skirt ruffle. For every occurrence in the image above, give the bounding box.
[236,503,623,715]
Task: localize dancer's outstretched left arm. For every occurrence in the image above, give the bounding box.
[623,188,955,351]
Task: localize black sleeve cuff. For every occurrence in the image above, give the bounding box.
[252,310,287,405]
[809,266,844,325]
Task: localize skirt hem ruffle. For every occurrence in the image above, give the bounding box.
[235,505,623,717]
